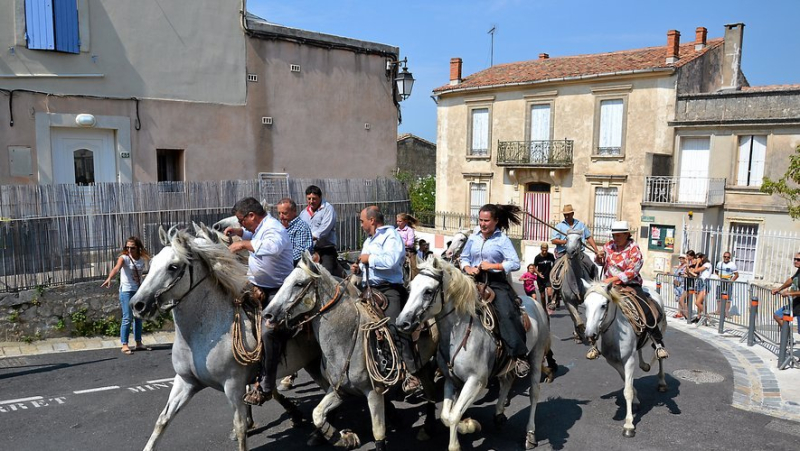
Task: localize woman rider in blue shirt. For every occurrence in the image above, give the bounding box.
[460,204,529,376]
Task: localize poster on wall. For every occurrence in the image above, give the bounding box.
[648,224,676,252]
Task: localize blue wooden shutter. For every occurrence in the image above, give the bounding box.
[25,0,56,50]
[54,0,80,53]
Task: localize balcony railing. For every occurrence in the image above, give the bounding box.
[643,176,726,206]
[496,140,573,167]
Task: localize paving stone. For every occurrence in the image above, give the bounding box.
[53,343,69,352]
[3,347,22,356]
[69,342,87,350]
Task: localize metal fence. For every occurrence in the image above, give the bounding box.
[655,273,797,357]
[0,179,409,293]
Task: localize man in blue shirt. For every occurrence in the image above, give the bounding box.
[224,197,293,406]
[299,185,342,277]
[550,204,600,258]
[277,198,314,267]
[350,205,420,392]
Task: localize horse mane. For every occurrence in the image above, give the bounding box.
[586,281,623,306]
[170,229,249,297]
[418,257,478,316]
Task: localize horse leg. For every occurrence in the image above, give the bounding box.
[417,363,439,441]
[637,348,651,373]
[543,348,557,383]
[621,356,638,437]
[444,377,484,451]
[366,389,387,449]
[440,378,456,428]
[273,390,305,426]
[223,378,250,451]
[564,299,585,343]
[143,375,201,451]
[657,354,668,393]
[493,374,513,430]
[525,347,544,449]
[309,390,360,449]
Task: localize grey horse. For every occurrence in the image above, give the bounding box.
[131,227,323,451]
[551,230,598,343]
[397,257,551,451]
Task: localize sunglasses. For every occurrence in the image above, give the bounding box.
[795,258,800,262]
[126,246,138,250]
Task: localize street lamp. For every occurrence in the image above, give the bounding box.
[387,57,414,101]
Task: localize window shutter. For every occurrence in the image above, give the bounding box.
[471,109,489,155]
[470,183,487,218]
[598,99,623,154]
[530,105,550,141]
[749,136,767,187]
[736,136,751,185]
[54,0,80,53]
[25,0,56,50]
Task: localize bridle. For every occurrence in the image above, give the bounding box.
[154,260,210,312]
[279,274,348,330]
[443,234,467,263]
[411,269,451,326]
[587,287,618,335]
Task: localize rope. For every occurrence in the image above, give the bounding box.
[360,316,403,388]
[616,290,659,336]
[231,295,263,365]
[477,299,496,331]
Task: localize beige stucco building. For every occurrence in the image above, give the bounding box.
[433,23,799,280]
[0,0,405,186]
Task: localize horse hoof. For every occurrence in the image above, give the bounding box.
[494,413,508,430]
[334,430,361,449]
[658,384,668,393]
[623,429,636,438]
[374,438,387,451]
[640,363,651,372]
[457,418,481,434]
[525,431,538,449]
[307,429,326,446]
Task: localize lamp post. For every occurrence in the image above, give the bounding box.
[387,57,414,101]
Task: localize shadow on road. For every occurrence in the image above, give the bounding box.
[600,373,682,425]
[0,357,116,380]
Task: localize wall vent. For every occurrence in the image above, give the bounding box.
[261,117,273,125]
[364,123,371,130]
[290,64,301,73]
[247,73,258,82]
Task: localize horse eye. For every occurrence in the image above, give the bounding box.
[295,282,305,287]
[168,264,179,271]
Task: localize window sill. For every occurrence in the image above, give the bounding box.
[466,155,491,161]
[591,154,625,162]
[725,186,768,195]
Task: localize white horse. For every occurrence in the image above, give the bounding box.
[582,281,668,438]
[131,227,323,451]
[442,230,470,262]
[397,257,550,451]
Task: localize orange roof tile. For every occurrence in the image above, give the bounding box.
[434,38,723,94]
[741,84,800,92]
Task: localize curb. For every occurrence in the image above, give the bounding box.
[0,331,174,358]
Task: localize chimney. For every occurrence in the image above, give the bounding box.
[721,23,745,90]
[450,58,462,86]
[539,53,549,60]
[695,27,707,51]
[666,30,680,64]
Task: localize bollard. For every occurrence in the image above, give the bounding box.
[655,281,662,296]
[718,290,728,334]
[747,295,759,347]
[778,314,791,368]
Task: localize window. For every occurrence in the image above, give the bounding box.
[469,182,487,220]
[596,99,624,156]
[736,135,766,187]
[25,0,80,53]
[469,108,489,157]
[157,149,184,192]
[730,223,758,274]
[73,148,94,185]
[592,186,618,243]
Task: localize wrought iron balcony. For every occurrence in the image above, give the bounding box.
[496,140,573,167]
[642,176,726,207]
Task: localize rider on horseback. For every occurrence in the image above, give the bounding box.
[350,206,422,393]
[224,197,295,406]
[551,204,600,258]
[591,220,669,361]
[460,204,530,377]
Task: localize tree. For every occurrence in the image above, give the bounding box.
[761,144,800,219]
[396,171,436,213]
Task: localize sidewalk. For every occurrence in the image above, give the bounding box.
[0,331,174,358]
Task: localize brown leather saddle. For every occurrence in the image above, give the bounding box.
[476,282,531,333]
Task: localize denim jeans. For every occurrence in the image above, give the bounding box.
[120,290,142,345]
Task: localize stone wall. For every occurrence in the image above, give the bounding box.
[397,134,437,179]
[0,282,172,342]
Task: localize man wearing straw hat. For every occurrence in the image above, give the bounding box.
[551,204,600,259]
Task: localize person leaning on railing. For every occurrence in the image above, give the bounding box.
[772,252,800,331]
[676,250,696,318]
[714,251,739,315]
[671,254,688,317]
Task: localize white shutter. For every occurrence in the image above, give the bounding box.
[678,137,710,203]
[530,105,551,141]
[736,136,751,186]
[470,183,487,219]
[750,135,767,186]
[471,109,489,155]
[593,187,618,243]
[599,99,623,154]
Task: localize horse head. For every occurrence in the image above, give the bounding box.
[132,226,248,319]
[565,229,583,258]
[263,251,332,331]
[582,280,616,342]
[212,215,240,233]
[443,230,470,261]
[398,257,446,332]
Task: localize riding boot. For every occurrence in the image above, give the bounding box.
[398,331,421,393]
[261,326,285,394]
[650,328,669,359]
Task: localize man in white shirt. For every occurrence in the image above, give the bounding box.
[224,197,293,406]
[299,185,343,277]
[715,251,739,315]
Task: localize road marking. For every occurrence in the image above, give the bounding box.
[73,385,120,394]
[0,396,43,405]
[147,377,175,384]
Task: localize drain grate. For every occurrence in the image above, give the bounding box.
[672,368,724,384]
[0,357,29,369]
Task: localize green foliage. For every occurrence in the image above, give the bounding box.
[70,308,121,337]
[397,171,436,214]
[143,311,172,333]
[34,285,46,297]
[54,317,65,330]
[761,144,800,219]
[21,333,42,344]
[8,310,19,323]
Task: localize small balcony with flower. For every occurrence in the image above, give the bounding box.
[495,139,574,168]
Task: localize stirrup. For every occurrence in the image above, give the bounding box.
[514,358,530,378]
[402,374,422,394]
[656,346,669,360]
[242,388,271,406]
[586,346,601,360]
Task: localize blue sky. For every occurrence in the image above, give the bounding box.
[247,0,800,142]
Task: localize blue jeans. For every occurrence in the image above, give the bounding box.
[120,290,142,345]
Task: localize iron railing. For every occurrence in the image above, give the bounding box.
[643,176,726,206]
[496,140,573,167]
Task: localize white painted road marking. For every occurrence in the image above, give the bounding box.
[73,385,120,394]
[147,377,175,384]
[0,396,43,405]
[0,397,66,412]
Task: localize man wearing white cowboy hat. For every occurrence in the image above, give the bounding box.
[551,204,600,258]
[589,220,669,360]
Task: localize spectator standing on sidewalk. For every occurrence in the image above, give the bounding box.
[689,253,712,324]
[772,252,800,331]
[715,251,739,315]
[672,254,688,318]
[677,250,696,318]
[101,236,151,355]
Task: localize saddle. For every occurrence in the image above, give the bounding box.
[615,286,662,349]
[359,284,389,319]
[476,282,531,333]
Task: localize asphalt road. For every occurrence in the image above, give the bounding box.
[2,304,800,451]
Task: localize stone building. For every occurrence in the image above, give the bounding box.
[396,133,436,179]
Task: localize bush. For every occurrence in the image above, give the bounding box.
[397,172,436,214]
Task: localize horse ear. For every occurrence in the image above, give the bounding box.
[582,279,592,290]
[192,221,201,234]
[159,226,168,246]
[605,282,614,294]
